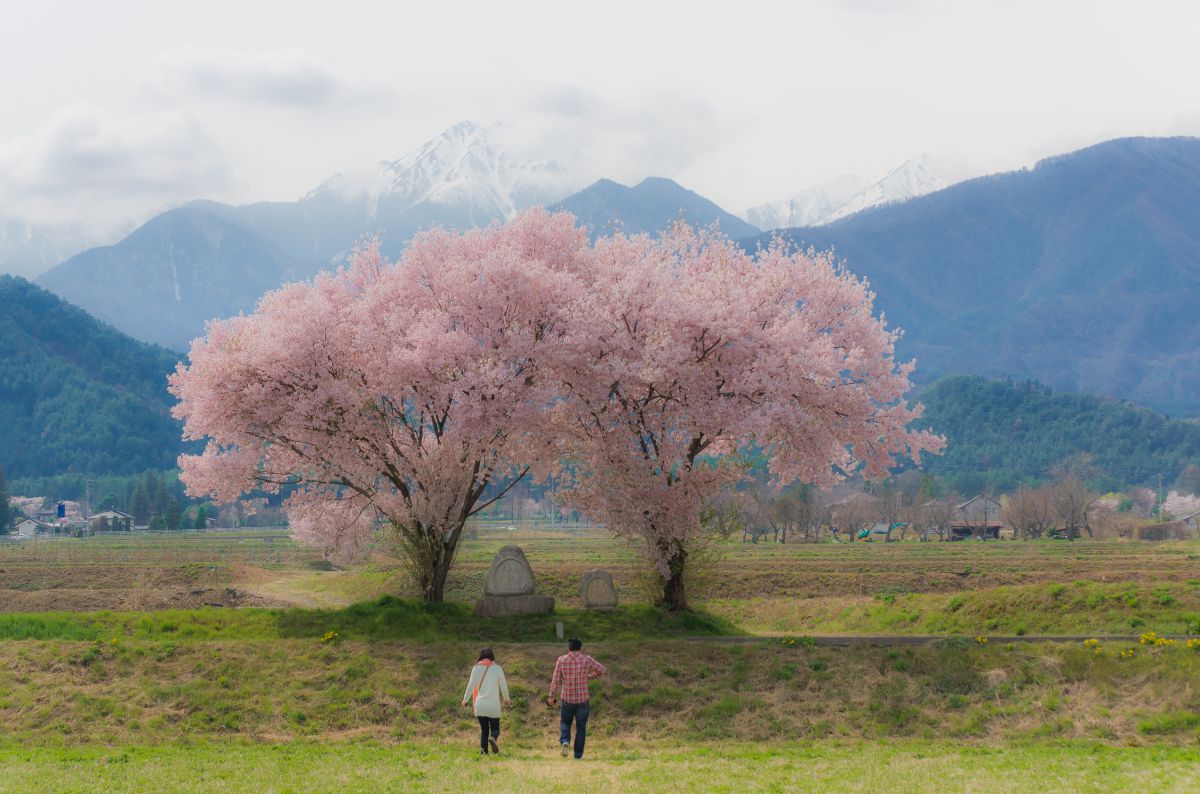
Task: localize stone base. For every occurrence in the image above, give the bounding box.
[474,594,555,618]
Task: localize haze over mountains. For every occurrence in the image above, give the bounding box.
[17,125,1200,417]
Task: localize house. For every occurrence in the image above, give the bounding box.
[12,518,48,538]
[88,509,133,532]
[1138,511,1199,541]
[950,495,1003,540]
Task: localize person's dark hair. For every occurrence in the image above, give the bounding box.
[478,647,494,661]
[568,638,582,651]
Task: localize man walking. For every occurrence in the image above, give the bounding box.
[547,638,606,759]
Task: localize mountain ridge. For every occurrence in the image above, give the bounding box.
[752,135,1200,416]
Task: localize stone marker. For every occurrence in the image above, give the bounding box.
[475,545,554,617]
[484,545,536,596]
[580,569,618,610]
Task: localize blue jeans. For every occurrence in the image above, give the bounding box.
[559,700,590,758]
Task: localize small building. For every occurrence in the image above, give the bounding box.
[950,495,1003,540]
[89,509,133,532]
[12,518,48,538]
[1137,519,1196,541]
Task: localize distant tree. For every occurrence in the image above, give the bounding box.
[0,463,11,534]
[701,490,750,541]
[1176,464,1200,496]
[146,472,167,516]
[193,506,207,530]
[1052,475,1098,539]
[1002,486,1056,540]
[96,491,119,512]
[129,483,150,526]
[165,499,182,531]
[148,514,166,531]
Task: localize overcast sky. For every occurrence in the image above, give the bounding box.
[2,0,1198,233]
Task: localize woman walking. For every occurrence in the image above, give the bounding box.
[461,647,511,755]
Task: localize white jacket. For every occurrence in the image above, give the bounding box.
[462,662,510,719]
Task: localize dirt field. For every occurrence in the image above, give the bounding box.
[2,527,1197,618]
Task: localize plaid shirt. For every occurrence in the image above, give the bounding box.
[549,651,606,703]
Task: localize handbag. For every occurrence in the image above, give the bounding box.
[472,662,492,704]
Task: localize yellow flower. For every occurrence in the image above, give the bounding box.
[975,636,988,644]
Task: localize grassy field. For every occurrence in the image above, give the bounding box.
[2,528,1198,791]
[1,741,1197,793]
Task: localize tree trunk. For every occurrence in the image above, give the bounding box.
[424,558,450,603]
[658,544,688,611]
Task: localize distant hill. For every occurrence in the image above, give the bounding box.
[549,177,759,239]
[37,207,303,352]
[0,276,184,478]
[917,375,1200,491]
[750,137,1200,416]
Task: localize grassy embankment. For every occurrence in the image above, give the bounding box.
[0,617,1198,744]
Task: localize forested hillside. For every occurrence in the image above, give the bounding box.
[0,276,186,478]
[753,137,1200,416]
[917,375,1200,491]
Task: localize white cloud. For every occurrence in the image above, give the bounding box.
[0,104,231,228]
[147,48,387,109]
[512,85,741,188]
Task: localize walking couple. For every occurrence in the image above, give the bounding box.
[461,638,606,758]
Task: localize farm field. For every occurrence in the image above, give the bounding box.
[1,527,1198,791]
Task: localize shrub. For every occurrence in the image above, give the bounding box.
[1138,711,1200,735]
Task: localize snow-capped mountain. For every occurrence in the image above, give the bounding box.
[308,121,574,222]
[744,174,868,230]
[746,154,954,230]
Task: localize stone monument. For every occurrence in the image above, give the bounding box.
[579,569,618,610]
[475,545,555,617]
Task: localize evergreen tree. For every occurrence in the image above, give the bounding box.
[145,472,167,516]
[149,514,166,531]
[165,499,182,531]
[0,463,11,534]
[130,482,151,526]
[97,491,119,512]
[194,506,207,530]
[1176,464,1200,496]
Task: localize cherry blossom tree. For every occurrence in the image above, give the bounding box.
[171,210,589,602]
[553,225,942,610]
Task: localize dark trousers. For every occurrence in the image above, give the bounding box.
[559,700,590,758]
[477,716,500,753]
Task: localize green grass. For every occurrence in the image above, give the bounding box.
[705,580,1200,636]
[1,637,1197,745]
[0,598,736,642]
[0,740,1195,793]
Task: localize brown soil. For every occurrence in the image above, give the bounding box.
[0,586,289,611]
[0,563,288,611]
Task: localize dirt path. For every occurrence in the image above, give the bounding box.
[685,633,1196,645]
